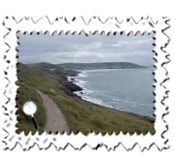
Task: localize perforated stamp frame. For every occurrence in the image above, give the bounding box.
[2,16,170,151]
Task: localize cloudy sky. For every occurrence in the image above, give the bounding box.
[17,31,155,66]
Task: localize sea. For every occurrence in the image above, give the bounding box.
[68,68,155,118]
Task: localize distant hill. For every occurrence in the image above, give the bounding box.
[56,62,146,70]
[27,62,80,77]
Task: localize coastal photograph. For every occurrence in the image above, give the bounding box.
[16,31,156,135]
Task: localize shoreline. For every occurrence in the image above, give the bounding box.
[76,67,148,72]
[18,62,155,135]
[59,70,84,97]
[64,69,155,119]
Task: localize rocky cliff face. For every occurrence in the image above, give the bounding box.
[56,71,83,93]
[61,78,83,93]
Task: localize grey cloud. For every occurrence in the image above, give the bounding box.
[17,31,155,66]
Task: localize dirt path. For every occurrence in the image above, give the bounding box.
[36,90,70,134]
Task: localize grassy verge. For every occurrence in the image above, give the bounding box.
[16,82,46,135]
[50,94,155,135]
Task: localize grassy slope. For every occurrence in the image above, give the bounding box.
[17,62,155,135]
[57,62,146,70]
[16,66,47,135]
[27,62,78,77]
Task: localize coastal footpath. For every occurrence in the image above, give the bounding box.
[16,62,155,135]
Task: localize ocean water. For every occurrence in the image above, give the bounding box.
[68,68,155,117]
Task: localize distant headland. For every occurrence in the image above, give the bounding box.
[56,62,146,70]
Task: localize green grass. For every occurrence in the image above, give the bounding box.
[27,62,78,77]
[52,95,155,135]
[16,62,155,135]
[16,82,46,135]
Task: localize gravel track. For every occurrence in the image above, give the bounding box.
[36,90,70,134]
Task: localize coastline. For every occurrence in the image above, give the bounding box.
[76,67,148,72]
[18,62,155,135]
[59,70,85,97]
[65,69,154,119]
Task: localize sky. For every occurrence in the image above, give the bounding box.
[16,31,155,66]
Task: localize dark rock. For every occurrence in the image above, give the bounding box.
[55,71,84,96]
[64,81,83,92]
[70,78,75,81]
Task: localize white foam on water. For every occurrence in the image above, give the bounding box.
[67,76,72,82]
[83,69,118,73]
[81,95,113,108]
[73,88,113,109]
[74,87,94,96]
[111,98,122,102]
[77,72,88,78]
[73,79,88,88]
[83,89,94,94]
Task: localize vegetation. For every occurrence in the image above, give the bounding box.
[16,62,155,135]
[57,62,146,70]
[27,62,79,77]
[16,64,49,135]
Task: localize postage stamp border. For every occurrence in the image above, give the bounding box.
[2,16,170,151]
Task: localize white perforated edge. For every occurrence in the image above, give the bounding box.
[2,16,170,151]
